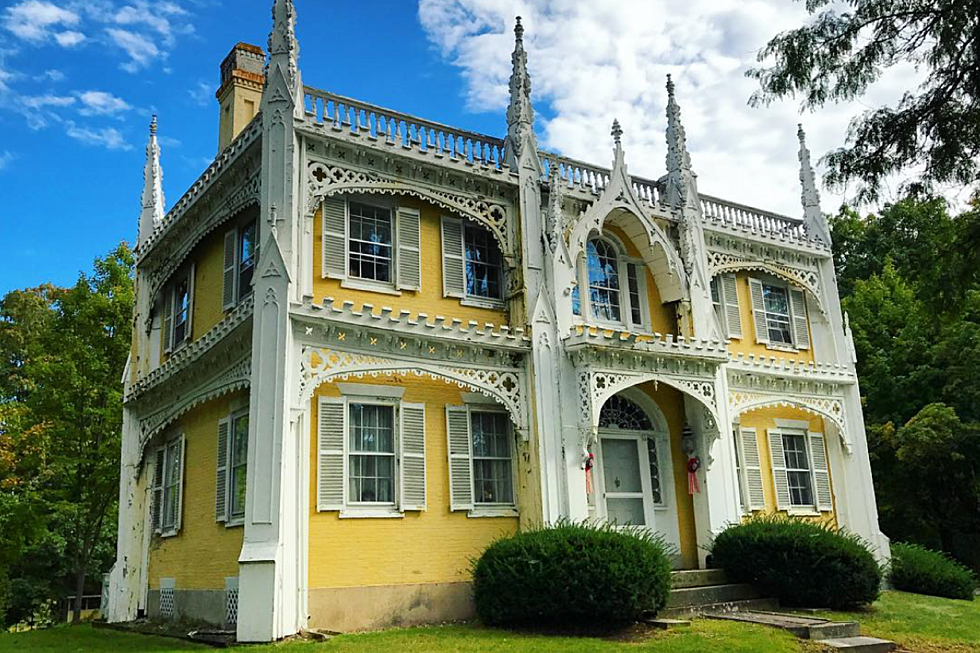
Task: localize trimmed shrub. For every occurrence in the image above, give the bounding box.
[471,520,673,626]
[889,542,978,600]
[711,515,881,609]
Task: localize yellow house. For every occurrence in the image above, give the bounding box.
[106,0,889,642]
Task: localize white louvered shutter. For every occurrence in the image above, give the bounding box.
[396,207,422,291]
[215,416,230,522]
[739,428,765,510]
[748,278,769,344]
[788,288,810,350]
[151,448,165,533]
[173,435,186,533]
[399,403,426,511]
[162,289,174,354]
[317,397,346,511]
[222,229,237,310]
[768,430,791,510]
[809,432,833,511]
[183,263,195,346]
[446,405,473,511]
[322,197,348,279]
[441,216,465,298]
[722,274,743,339]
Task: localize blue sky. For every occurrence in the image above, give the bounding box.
[0,0,918,295]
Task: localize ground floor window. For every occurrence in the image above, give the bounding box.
[782,431,814,507]
[348,403,396,504]
[471,411,513,505]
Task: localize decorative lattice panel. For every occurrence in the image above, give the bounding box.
[225,588,239,625]
[159,588,175,619]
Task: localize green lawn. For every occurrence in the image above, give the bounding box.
[2,591,977,653]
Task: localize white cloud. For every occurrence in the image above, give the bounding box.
[0,65,14,92]
[418,0,920,215]
[106,27,161,72]
[187,79,211,106]
[64,120,131,150]
[0,150,14,171]
[2,1,83,46]
[75,89,130,116]
[38,68,65,82]
[53,29,84,46]
[20,93,75,109]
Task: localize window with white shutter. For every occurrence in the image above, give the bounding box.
[157,434,185,537]
[471,410,514,505]
[215,416,230,523]
[151,448,165,533]
[227,411,249,522]
[441,216,465,298]
[399,403,426,511]
[396,207,421,292]
[809,432,833,511]
[738,427,766,510]
[788,288,810,349]
[161,288,174,354]
[322,196,348,280]
[166,265,194,352]
[316,397,345,511]
[721,274,742,339]
[446,405,473,511]
[768,429,791,510]
[222,228,237,310]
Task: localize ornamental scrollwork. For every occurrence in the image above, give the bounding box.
[707,250,822,307]
[305,160,513,257]
[299,347,526,430]
[728,390,850,453]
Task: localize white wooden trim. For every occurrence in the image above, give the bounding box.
[337,383,406,399]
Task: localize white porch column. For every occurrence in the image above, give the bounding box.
[107,407,145,622]
[684,371,742,568]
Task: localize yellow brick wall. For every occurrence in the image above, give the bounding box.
[148,391,246,590]
[726,271,815,363]
[312,199,509,327]
[308,375,519,589]
[737,405,837,524]
[603,225,677,335]
[631,381,698,569]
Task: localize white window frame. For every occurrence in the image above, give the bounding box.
[461,222,506,308]
[236,220,257,303]
[226,408,249,525]
[345,199,396,291]
[164,264,194,354]
[158,435,184,538]
[779,428,816,509]
[469,408,516,508]
[751,275,809,352]
[346,399,399,509]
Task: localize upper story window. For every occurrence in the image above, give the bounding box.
[710,274,743,340]
[464,224,504,301]
[163,265,194,353]
[348,202,393,284]
[573,236,648,330]
[748,277,810,350]
[223,219,258,310]
[442,216,505,306]
[321,196,422,294]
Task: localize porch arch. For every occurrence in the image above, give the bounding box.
[298,346,527,431]
[729,392,850,453]
[708,258,823,314]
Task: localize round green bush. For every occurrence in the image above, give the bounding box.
[711,515,882,609]
[889,542,978,600]
[471,521,673,626]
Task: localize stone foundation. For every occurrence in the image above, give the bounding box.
[307,581,474,632]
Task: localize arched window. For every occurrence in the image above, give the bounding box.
[599,395,653,431]
[575,236,647,328]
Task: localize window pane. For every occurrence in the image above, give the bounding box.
[173,276,189,343]
[646,438,662,505]
[348,454,394,503]
[627,264,642,325]
[348,202,393,282]
[471,412,509,458]
[349,404,394,453]
[606,497,645,526]
[233,416,248,466]
[601,438,642,493]
[232,465,247,516]
[763,284,793,344]
[239,221,256,298]
[464,225,503,300]
[587,239,622,322]
[471,412,512,505]
[473,459,513,504]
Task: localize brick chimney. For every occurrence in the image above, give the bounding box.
[216,42,265,152]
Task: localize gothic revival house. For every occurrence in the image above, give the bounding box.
[107,0,888,642]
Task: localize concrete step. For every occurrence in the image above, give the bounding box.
[670,569,729,589]
[706,610,860,640]
[661,597,779,619]
[821,636,896,652]
[666,583,761,608]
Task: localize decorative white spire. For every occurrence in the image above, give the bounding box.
[665,75,697,212]
[798,123,832,245]
[266,0,302,112]
[504,16,536,166]
[137,115,164,249]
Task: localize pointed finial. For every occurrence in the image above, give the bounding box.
[611,119,623,145]
[798,122,830,244]
[150,114,157,136]
[666,73,675,97]
[137,115,165,249]
[504,13,536,166]
[515,16,523,42]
